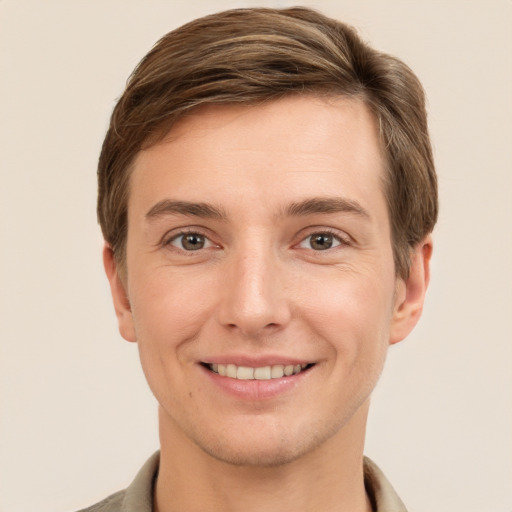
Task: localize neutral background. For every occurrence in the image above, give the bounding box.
[1,1,511,511]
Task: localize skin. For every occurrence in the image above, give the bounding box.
[104,95,432,512]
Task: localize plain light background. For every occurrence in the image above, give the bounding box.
[1,1,511,511]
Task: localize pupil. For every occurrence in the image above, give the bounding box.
[183,234,204,250]
[312,234,332,250]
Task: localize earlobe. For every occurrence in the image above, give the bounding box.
[389,235,433,345]
[102,243,137,343]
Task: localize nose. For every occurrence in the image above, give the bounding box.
[216,245,291,338]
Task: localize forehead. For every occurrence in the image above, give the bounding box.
[129,95,386,220]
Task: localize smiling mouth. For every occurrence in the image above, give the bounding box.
[203,363,314,380]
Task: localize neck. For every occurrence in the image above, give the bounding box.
[155,403,373,512]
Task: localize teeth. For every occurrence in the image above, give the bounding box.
[271,365,284,378]
[284,365,294,376]
[237,366,254,380]
[226,364,237,378]
[254,366,271,380]
[209,363,310,380]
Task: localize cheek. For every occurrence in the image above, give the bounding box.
[129,267,217,344]
[293,270,392,420]
[295,268,394,353]
[128,270,213,408]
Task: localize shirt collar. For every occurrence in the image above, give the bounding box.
[121,452,407,512]
[364,456,408,512]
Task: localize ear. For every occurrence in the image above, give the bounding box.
[389,235,433,345]
[102,243,137,342]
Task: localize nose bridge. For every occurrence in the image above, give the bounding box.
[218,237,290,335]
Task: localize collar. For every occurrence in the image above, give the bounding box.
[121,452,407,512]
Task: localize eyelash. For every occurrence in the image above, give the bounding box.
[297,229,350,251]
[163,229,214,251]
[162,228,350,253]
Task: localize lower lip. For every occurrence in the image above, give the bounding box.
[200,365,311,400]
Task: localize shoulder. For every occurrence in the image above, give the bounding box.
[75,490,125,512]
[363,457,408,512]
[74,452,159,512]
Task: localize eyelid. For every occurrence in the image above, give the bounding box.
[299,226,351,241]
[170,233,215,250]
[295,227,352,250]
[160,227,217,249]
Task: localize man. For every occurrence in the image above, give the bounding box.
[84,7,437,512]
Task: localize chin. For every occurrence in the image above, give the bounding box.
[189,415,343,468]
[199,437,310,468]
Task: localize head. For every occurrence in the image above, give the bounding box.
[99,7,438,467]
[97,7,437,281]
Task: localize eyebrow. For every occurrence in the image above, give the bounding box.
[145,196,369,222]
[284,197,370,219]
[145,199,227,221]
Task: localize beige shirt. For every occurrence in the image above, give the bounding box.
[78,452,407,512]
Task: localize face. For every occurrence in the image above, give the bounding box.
[105,95,430,467]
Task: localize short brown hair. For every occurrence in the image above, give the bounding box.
[97,7,438,278]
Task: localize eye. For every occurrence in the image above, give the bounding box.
[169,232,213,251]
[299,232,343,251]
